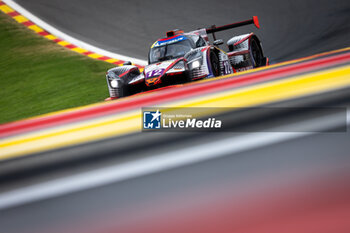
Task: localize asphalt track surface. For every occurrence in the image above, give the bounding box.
[14,0,350,62]
[1,0,350,232]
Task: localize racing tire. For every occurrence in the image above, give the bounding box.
[118,85,128,98]
[114,81,128,98]
[184,70,193,83]
[250,38,264,68]
[210,51,220,77]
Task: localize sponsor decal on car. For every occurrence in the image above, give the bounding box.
[152,35,187,48]
[146,68,165,78]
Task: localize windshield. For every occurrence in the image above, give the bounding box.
[149,39,193,64]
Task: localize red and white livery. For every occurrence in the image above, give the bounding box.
[106,16,268,99]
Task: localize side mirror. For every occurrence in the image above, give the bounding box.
[123,61,132,66]
[213,39,224,46]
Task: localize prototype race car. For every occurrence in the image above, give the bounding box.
[106,16,268,99]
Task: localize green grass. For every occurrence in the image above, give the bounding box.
[0,12,114,124]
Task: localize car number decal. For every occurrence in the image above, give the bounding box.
[146,68,165,78]
[223,60,232,75]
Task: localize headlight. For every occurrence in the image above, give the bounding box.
[110,79,118,88]
[191,60,201,69]
[189,58,202,69]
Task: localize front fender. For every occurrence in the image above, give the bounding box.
[106,65,143,98]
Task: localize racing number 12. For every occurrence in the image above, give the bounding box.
[146,69,165,78]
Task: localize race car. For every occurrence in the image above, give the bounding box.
[106,16,268,99]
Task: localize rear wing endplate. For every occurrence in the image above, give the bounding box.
[206,16,260,40]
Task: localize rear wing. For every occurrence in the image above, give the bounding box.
[205,16,260,40]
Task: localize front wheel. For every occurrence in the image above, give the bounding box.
[183,70,193,83]
[210,51,220,77]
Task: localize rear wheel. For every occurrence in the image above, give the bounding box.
[250,38,264,67]
[210,51,220,77]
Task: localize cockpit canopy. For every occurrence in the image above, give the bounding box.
[149,35,193,64]
[148,34,207,64]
